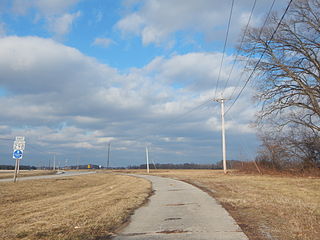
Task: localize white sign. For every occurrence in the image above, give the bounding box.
[13,150,23,159]
[13,136,25,151]
[15,136,25,141]
[13,141,25,150]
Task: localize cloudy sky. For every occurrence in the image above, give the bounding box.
[0,0,289,168]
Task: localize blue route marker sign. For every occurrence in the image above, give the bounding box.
[13,150,23,159]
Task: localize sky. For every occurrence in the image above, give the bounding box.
[0,0,289,168]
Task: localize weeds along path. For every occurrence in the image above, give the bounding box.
[113,174,248,240]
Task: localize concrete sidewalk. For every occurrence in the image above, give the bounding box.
[113,174,248,240]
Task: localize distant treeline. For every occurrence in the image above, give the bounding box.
[0,165,37,170]
[127,161,241,170]
[1,161,244,171]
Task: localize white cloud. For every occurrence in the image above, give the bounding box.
[116,13,144,35]
[11,0,33,15]
[48,11,81,36]
[115,0,231,45]
[115,0,284,46]
[141,52,240,95]
[92,37,114,48]
[0,36,117,94]
[0,36,257,165]
[11,0,81,37]
[12,0,80,16]
[35,0,80,15]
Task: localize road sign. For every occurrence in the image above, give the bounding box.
[13,150,23,159]
[12,137,26,182]
[15,136,25,141]
[13,136,25,151]
[13,141,25,150]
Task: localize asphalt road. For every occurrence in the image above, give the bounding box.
[0,171,96,182]
[113,174,248,240]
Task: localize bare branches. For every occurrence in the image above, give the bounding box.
[240,0,320,133]
[243,1,320,170]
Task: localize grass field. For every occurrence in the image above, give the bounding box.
[0,170,57,179]
[117,169,320,240]
[0,172,151,240]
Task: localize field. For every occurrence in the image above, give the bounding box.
[0,170,57,179]
[1,169,319,240]
[117,169,320,240]
[0,172,151,240]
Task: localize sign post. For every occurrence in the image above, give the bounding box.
[13,136,25,183]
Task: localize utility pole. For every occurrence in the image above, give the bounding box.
[65,158,68,170]
[77,154,79,170]
[53,153,56,171]
[214,98,228,174]
[49,152,57,171]
[145,146,150,173]
[107,143,111,169]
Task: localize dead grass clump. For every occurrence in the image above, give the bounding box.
[0,173,151,240]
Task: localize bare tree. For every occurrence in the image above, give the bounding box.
[284,126,320,168]
[256,125,320,170]
[241,0,320,132]
[256,132,291,170]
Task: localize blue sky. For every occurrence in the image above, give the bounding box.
[0,0,288,167]
[1,0,225,70]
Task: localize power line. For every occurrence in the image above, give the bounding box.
[222,0,257,96]
[120,0,274,158]
[225,0,293,115]
[213,0,235,98]
[165,98,213,125]
[227,0,276,101]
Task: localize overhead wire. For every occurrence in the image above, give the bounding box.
[227,0,276,101]
[164,98,213,126]
[125,0,281,162]
[2,2,293,167]
[221,0,257,96]
[225,0,293,115]
[213,0,235,99]
[134,98,215,163]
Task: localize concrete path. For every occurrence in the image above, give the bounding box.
[113,175,248,240]
[0,171,96,182]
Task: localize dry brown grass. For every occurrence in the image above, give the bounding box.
[0,170,57,179]
[116,169,320,240]
[0,172,151,240]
